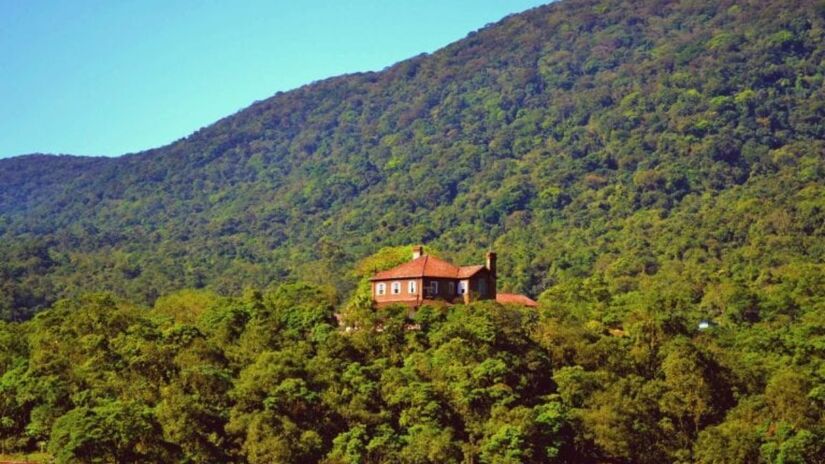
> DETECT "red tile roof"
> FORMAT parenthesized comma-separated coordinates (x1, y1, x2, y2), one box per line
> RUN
(370, 255, 456, 280)
(496, 293, 538, 307)
(457, 265, 485, 278)
(370, 255, 487, 281)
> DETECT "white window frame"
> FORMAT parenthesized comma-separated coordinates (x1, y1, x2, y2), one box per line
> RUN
(448, 282, 455, 294)
(458, 281, 467, 295)
(391, 281, 401, 294)
(408, 280, 417, 294)
(430, 281, 439, 295)
(377, 283, 386, 295)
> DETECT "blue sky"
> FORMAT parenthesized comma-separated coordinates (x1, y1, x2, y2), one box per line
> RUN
(0, 1, 547, 158)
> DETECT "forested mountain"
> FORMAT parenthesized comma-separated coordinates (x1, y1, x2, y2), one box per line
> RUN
(1, 0, 824, 462)
(1, 0, 823, 319)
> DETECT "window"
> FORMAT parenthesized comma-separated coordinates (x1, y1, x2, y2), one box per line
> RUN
(479, 279, 487, 295)
(448, 282, 455, 294)
(408, 280, 417, 294)
(377, 283, 386, 295)
(392, 281, 401, 294)
(458, 281, 467, 295)
(430, 281, 439, 295)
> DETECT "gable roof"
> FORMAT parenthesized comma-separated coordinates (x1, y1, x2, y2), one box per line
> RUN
(457, 265, 485, 278)
(370, 255, 486, 281)
(496, 293, 538, 307)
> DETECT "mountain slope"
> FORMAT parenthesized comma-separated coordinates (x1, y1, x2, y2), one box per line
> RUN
(1, 0, 824, 319)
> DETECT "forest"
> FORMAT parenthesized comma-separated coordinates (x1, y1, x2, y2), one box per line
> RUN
(0, 0, 824, 461)
(0, 0, 823, 320)
(0, 243, 822, 463)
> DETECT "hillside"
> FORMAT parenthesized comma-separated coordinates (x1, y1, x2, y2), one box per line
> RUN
(1, 0, 824, 321)
(2, 0, 825, 462)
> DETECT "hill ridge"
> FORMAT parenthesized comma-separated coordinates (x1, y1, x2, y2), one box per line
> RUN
(0, 0, 823, 318)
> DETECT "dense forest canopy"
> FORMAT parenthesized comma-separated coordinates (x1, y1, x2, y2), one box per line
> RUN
(0, 0, 822, 319)
(0, 0, 824, 461)
(0, 266, 822, 463)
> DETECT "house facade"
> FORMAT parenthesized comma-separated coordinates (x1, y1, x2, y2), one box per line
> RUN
(369, 246, 536, 308)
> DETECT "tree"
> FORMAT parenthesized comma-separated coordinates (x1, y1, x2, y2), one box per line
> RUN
(48, 400, 173, 464)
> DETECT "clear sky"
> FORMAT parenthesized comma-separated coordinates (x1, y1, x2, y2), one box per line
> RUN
(0, 0, 547, 158)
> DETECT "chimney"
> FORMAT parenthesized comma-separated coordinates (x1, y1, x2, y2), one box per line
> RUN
(412, 245, 424, 260)
(486, 251, 497, 276)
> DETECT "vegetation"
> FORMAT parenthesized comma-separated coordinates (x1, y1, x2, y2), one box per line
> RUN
(1, 0, 823, 320)
(0, 0, 824, 461)
(0, 269, 822, 463)
(0, 453, 50, 463)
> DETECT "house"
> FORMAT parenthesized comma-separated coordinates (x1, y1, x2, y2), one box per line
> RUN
(369, 245, 537, 308)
